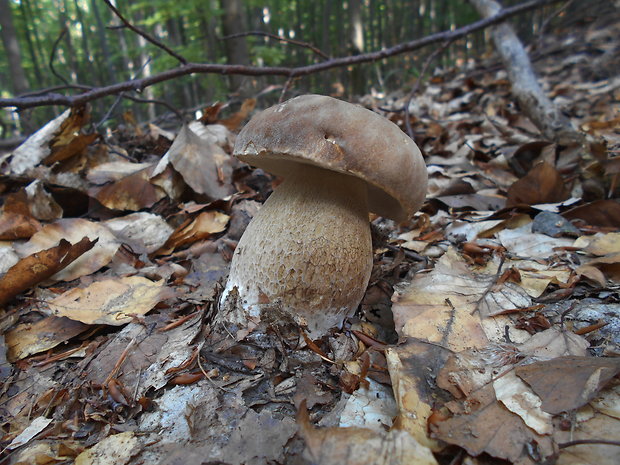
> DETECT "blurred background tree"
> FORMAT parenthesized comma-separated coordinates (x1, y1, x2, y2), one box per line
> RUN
(0, 0, 613, 137)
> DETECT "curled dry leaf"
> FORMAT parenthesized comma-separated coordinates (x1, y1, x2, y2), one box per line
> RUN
(16, 219, 120, 282)
(157, 210, 229, 255)
(5, 315, 89, 362)
(8, 110, 70, 175)
(47, 277, 171, 326)
(164, 124, 236, 201)
(104, 212, 174, 254)
(0, 237, 96, 306)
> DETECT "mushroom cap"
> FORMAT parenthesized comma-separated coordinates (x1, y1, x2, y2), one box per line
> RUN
(233, 94, 427, 221)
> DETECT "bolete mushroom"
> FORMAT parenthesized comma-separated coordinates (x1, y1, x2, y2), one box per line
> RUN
(221, 94, 427, 337)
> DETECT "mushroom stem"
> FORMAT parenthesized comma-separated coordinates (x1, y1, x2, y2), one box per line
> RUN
(222, 164, 373, 336)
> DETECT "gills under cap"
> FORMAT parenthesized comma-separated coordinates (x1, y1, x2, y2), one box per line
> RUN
(233, 94, 427, 221)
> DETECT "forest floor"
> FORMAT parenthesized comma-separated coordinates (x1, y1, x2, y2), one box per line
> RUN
(1, 11, 619, 465)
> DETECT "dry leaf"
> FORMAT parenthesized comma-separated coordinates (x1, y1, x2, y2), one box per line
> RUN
(297, 401, 438, 465)
(16, 219, 120, 282)
(8, 110, 70, 175)
(507, 161, 569, 206)
(563, 200, 620, 228)
(74, 432, 139, 465)
(5, 316, 89, 362)
(515, 356, 620, 414)
(0, 212, 41, 240)
(164, 124, 236, 201)
(104, 212, 174, 254)
(89, 164, 167, 211)
(47, 277, 170, 326)
(157, 210, 229, 254)
(434, 381, 555, 465)
(555, 385, 620, 465)
(7, 416, 53, 450)
(493, 370, 553, 435)
(0, 237, 95, 306)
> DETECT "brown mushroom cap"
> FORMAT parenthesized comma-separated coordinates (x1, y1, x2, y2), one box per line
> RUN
(233, 94, 427, 221)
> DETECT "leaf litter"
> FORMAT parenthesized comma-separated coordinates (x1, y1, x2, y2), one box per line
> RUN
(1, 13, 620, 465)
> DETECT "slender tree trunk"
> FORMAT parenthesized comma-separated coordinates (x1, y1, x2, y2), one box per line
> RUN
(23, 0, 47, 88)
(73, 0, 94, 84)
(18, 1, 44, 88)
(0, 0, 30, 96)
(349, 0, 365, 97)
(220, 0, 252, 93)
(57, 0, 79, 82)
(91, 0, 116, 85)
(469, 0, 581, 144)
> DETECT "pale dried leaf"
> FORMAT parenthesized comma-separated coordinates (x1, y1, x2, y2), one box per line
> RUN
(16, 219, 120, 282)
(74, 432, 139, 465)
(47, 277, 170, 325)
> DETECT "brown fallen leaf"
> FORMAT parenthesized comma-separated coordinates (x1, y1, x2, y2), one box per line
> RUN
(555, 385, 620, 465)
(434, 381, 555, 465)
(515, 356, 620, 414)
(43, 132, 99, 166)
(297, 400, 438, 465)
(5, 315, 89, 362)
(156, 210, 230, 255)
(88, 164, 168, 211)
(0, 237, 96, 306)
(218, 98, 256, 131)
(506, 161, 570, 206)
(47, 277, 171, 326)
(563, 199, 620, 228)
(0, 212, 41, 240)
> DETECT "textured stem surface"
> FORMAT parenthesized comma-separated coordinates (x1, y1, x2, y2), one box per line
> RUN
(222, 164, 372, 336)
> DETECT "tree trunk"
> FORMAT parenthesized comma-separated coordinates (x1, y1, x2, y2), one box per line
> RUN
(349, 0, 365, 97)
(0, 0, 30, 96)
(18, 1, 44, 88)
(469, 0, 581, 144)
(220, 0, 252, 94)
(91, 0, 116, 86)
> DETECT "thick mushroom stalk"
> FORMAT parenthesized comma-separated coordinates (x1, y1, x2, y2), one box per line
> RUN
(222, 164, 372, 336)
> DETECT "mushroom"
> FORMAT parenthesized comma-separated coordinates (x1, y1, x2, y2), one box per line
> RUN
(221, 95, 427, 337)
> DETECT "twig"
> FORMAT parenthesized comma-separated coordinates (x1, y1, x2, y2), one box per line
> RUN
(103, 0, 187, 65)
(559, 439, 620, 448)
(471, 255, 506, 315)
(221, 31, 330, 60)
(2, 0, 564, 110)
(279, 76, 295, 103)
(50, 27, 70, 85)
(103, 338, 136, 386)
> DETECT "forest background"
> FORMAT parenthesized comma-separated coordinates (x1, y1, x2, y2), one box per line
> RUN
(0, 0, 608, 139)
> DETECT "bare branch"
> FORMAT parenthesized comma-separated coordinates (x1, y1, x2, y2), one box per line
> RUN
(1, 0, 563, 111)
(221, 31, 330, 60)
(103, 0, 188, 65)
